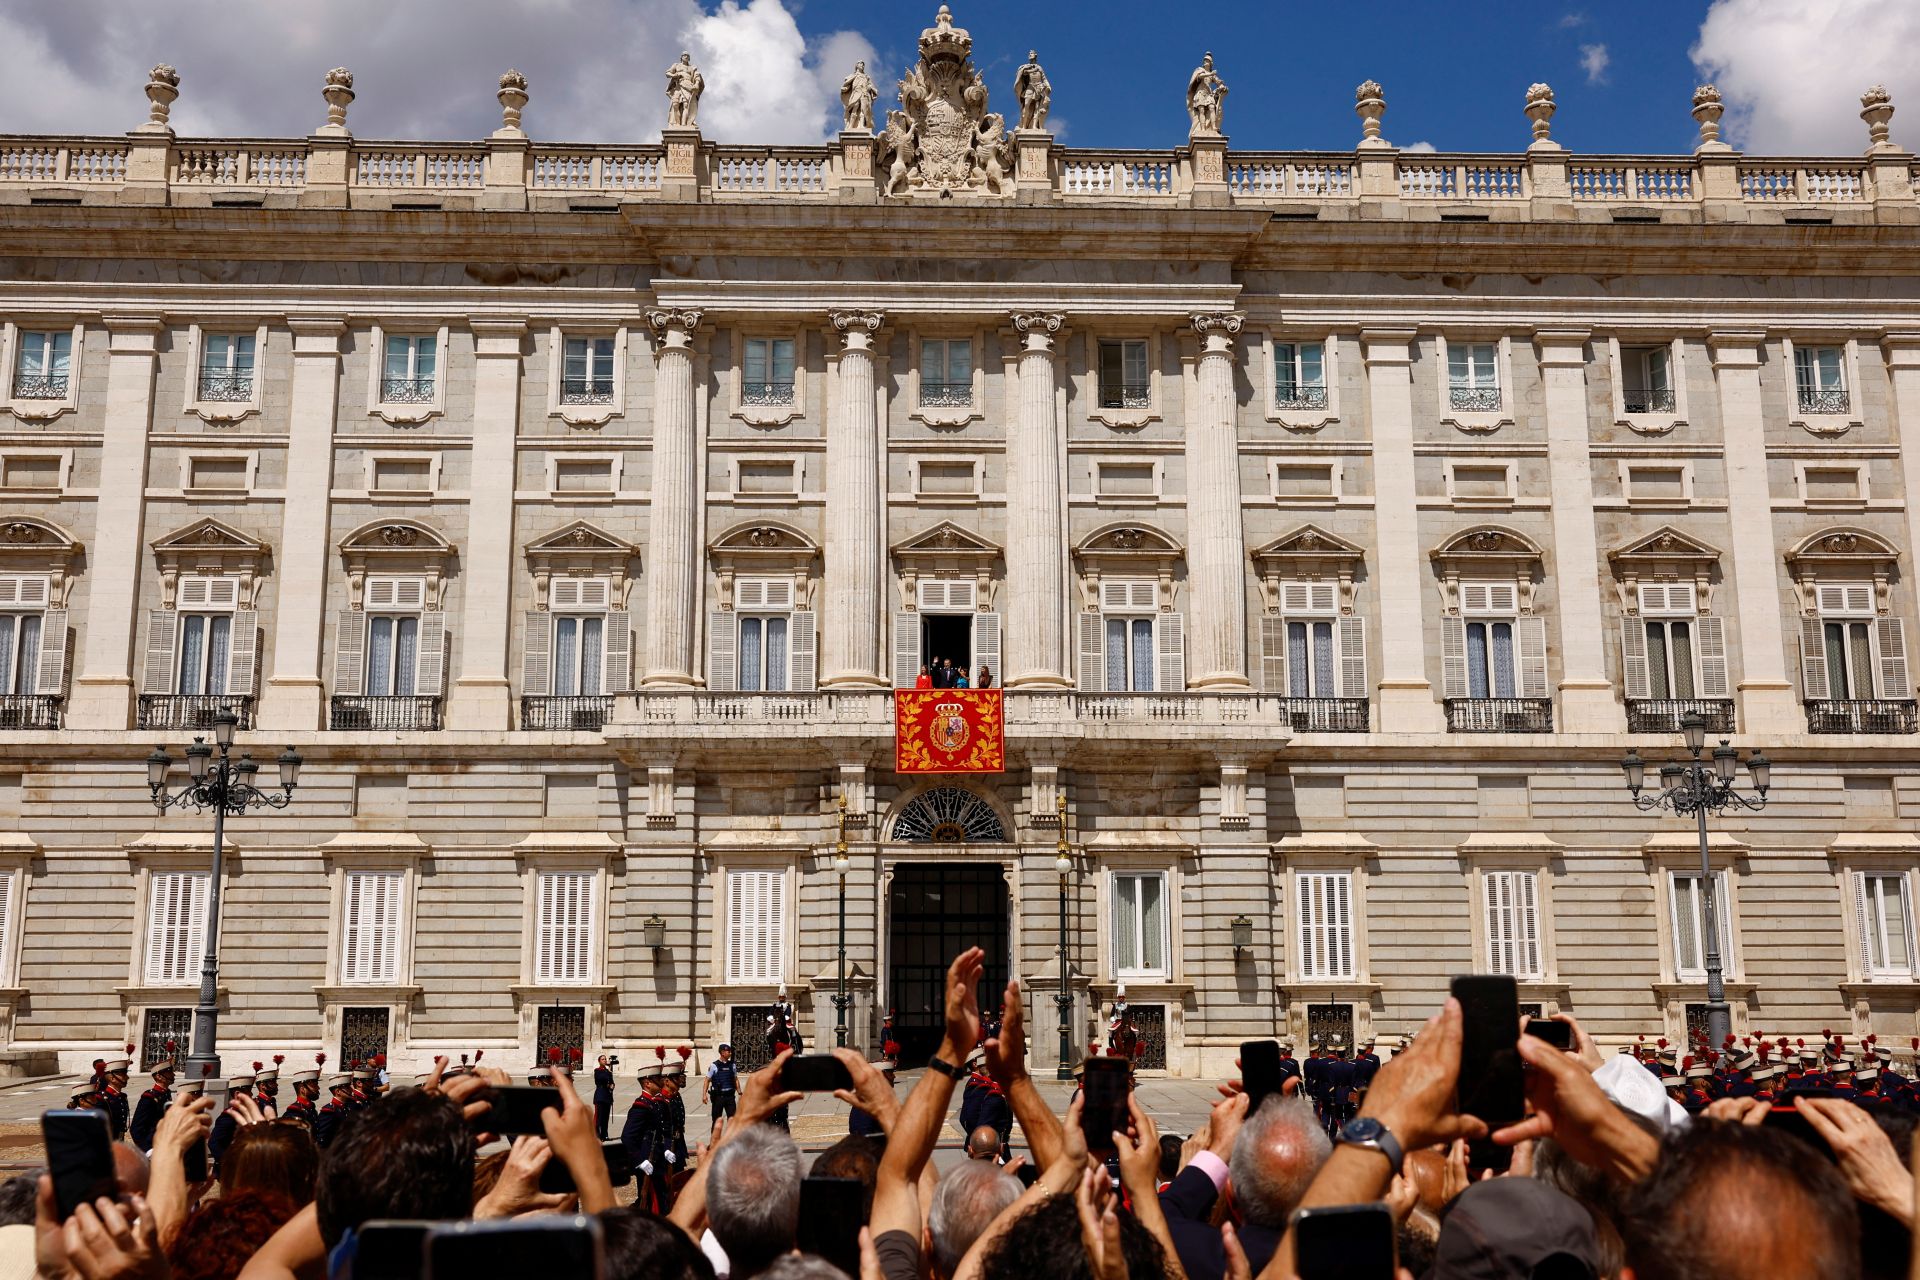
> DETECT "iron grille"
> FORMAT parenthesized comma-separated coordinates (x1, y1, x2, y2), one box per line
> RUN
(1796, 389, 1851, 416)
(140, 1008, 194, 1072)
(888, 863, 1009, 1063)
(728, 1005, 778, 1073)
(138, 694, 254, 732)
(891, 787, 1007, 843)
(1282, 698, 1369, 733)
(1118, 1003, 1168, 1070)
(341, 1006, 390, 1069)
(1444, 698, 1553, 734)
(1098, 381, 1150, 409)
(380, 376, 436, 403)
(330, 695, 442, 731)
(197, 369, 255, 402)
(1306, 1003, 1355, 1053)
(1623, 387, 1676, 414)
(1804, 699, 1919, 735)
(742, 380, 795, 405)
(559, 377, 615, 404)
(1275, 386, 1330, 411)
(1448, 386, 1503, 412)
(1684, 1004, 1712, 1046)
(521, 696, 614, 731)
(10, 374, 67, 400)
(536, 1006, 586, 1070)
(0, 694, 60, 730)
(919, 381, 973, 407)
(1626, 699, 1735, 734)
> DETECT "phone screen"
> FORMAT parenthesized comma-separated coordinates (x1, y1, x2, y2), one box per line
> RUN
(425, 1216, 601, 1278)
(1080, 1058, 1131, 1153)
(1524, 1019, 1573, 1052)
(1451, 974, 1524, 1126)
(779, 1054, 854, 1093)
(478, 1086, 558, 1136)
(1293, 1203, 1396, 1280)
(1240, 1039, 1282, 1114)
(42, 1110, 116, 1220)
(341, 1220, 433, 1280)
(796, 1176, 865, 1276)
(181, 1136, 208, 1184)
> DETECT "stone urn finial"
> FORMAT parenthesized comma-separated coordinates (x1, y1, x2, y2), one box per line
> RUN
(497, 69, 529, 134)
(321, 67, 355, 133)
(1861, 84, 1895, 152)
(143, 64, 179, 132)
(1355, 79, 1387, 147)
(1692, 84, 1725, 151)
(1525, 81, 1557, 147)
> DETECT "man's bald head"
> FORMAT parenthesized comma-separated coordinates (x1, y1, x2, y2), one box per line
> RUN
(1228, 1096, 1331, 1230)
(965, 1125, 1002, 1159)
(111, 1142, 149, 1196)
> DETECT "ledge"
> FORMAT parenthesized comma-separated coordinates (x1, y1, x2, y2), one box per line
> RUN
(1457, 832, 1563, 856)
(115, 985, 226, 1008)
(1084, 832, 1197, 855)
(1648, 982, 1757, 1001)
(312, 984, 423, 1004)
(1839, 982, 1920, 1001)
(318, 832, 429, 865)
(1641, 831, 1747, 862)
(0, 833, 40, 860)
(1277, 982, 1383, 1001)
(1827, 832, 1920, 858)
(508, 984, 616, 1002)
(1272, 832, 1377, 858)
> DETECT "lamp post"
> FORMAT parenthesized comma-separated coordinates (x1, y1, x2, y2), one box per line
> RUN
(146, 709, 302, 1078)
(1620, 711, 1770, 1053)
(1053, 792, 1074, 1081)
(832, 793, 851, 1049)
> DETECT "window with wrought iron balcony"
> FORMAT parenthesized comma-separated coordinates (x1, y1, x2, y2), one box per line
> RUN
(1097, 337, 1150, 410)
(1622, 588, 1734, 734)
(197, 333, 256, 402)
(329, 584, 445, 730)
(1273, 341, 1329, 411)
(521, 589, 624, 731)
(380, 334, 437, 404)
(0, 594, 61, 731)
(1620, 344, 1676, 415)
(1273, 589, 1367, 732)
(1802, 594, 1916, 734)
(1447, 340, 1502, 413)
(137, 581, 257, 731)
(919, 337, 972, 406)
(1442, 591, 1551, 732)
(12, 330, 71, 400)
(742, 336, 796, 406)
(561, 335, 615, 404)
(1794, 343, 1849, 416)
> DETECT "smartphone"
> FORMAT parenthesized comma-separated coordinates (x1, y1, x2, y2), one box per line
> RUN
(477, 1086, 558, 1136)
(1451, 974, 1524, 1126)
(42, 1110, 116, 1220)
(1524, 1019, 1573, 1052)
(425, 1216, 602, 1278)
(1240, 1039, 1283, 1114)
(337, 1220, 432, 1280)
(779, 1054, 854, 1093)
(1293, 1202, 1396, 1280)
(1080, 1057, 1131, 1153)
(181, 1136, 208, 1184)
(796, 1176, 865, 1276)
(537, 1140, 635, 1194)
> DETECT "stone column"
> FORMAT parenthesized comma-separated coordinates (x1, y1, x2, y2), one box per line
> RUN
(643, 309, 703, 687)
(1536, 330, 1623, 732)
(259, 318, 345, 729)
(69, 318, 162, 728)
(1361, 329, 1442, 732)
(1184, 313, 1250, 689)
(822, 311, 886, 687)
(1708, 332, 1800, 733)
(1004, 312, 1069, 688)
(446, 319, 526, 730)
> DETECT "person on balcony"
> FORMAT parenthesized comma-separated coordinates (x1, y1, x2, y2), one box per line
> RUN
(915, 665, 932, 689)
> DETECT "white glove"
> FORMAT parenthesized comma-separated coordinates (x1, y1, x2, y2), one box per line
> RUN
(663, 1150, 678, 1164)
(640, 1160, 654, 1175)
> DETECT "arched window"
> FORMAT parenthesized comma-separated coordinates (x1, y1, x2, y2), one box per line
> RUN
(892, 787, 1006, 843)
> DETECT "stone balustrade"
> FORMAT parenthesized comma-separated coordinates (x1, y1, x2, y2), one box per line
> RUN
(607, 689, 1298, 738)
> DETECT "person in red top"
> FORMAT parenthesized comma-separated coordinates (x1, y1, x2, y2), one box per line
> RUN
(915, 664, 932, 688)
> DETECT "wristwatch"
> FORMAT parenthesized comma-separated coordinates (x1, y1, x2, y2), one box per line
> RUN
(927, 1055, 966, 1080)
(1336, 1117, 1405, 1174)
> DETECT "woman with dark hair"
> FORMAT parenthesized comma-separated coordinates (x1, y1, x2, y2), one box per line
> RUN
(976, 665, 993, 689)
(168, 1190, 297, 1280)
(218, 1120, 319, 1209)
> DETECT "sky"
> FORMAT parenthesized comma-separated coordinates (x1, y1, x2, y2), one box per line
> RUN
(0, 0, 1913, 156)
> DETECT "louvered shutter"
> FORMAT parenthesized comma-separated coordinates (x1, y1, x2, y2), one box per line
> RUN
(1297, 873, 1321, 977)
(34, 608, 66, 696)
(1518, 872, 1541, 978)
(1516, 616, 1549, 699)
(333, 611, 368, 697)
(1856, 874, 1881, 974)
(1488, 871, 1542, 979)
(708, 610, 736, 691)
(894, 612, 923, 689)
(1155, 612, 1185, 692)
(1620, 619, 1650, 700)
(414, 612, 447, 697)
(145, 875, 175, 982)
(1337, 616, 1367, 699)
(1078, 613, 1106, 692)
(147, 873, 209, 985)
(1441, 617, 1470, 698)
(343, 872, 402, 984)
(789, 611, 817, 691)
(726, 870, 784, 983)
(603, 610, 633, 692)
(0, 875, 12, 971)
(1876, 618, 1910, 699)
(522, 612, 552, 697)
(1486, 872, 1514, 975)
(1298, 872, 1354, 980)
(536, 872, 594, 983)
(142, 610, 179, 695)
(185, 876, 210, 983)
(343, 873, 366, 981)
(1695, 616, 1730, 698)
(1799, 618, 1830, 701)
(225, 610, 259, 696)
(973, 612, 1001, 684)
(1261, 615, 1287, 694)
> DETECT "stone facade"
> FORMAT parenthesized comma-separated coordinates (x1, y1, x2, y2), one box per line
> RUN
(1, 16, 1919, 1077)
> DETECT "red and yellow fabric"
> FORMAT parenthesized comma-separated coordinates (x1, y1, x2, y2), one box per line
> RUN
(894, 689, 1005, 773)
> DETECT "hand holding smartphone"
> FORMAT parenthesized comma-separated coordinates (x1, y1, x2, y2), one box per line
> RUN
(1239, 1039, 1283, 1114)
(43, 1110, 116, 1220)
(778, 1054, 854, 1093)
(1450, 974, 1524, 1127)
(1523, 1018, 1573, 1052)
(476, 1086, 559, 1136)
(1293, 1202, 1396, 1279)
(1079, 1057, 1131, 1154)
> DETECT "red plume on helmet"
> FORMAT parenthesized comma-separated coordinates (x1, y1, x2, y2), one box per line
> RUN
(1681, 1055, 1693, 1069)
(678, 1045, 693, 1061)
(253, 1061, 263, 1072)
(92, 1059, 104, 1069)
(547, 1047, 561, 1063)
(373, 1054, 385, 1068)
(126, 1042, 135, 1055)
(474, 1050, 485, 1063)
(1822, 1028, 1832, 1038)
(316, 1052, 327, 1066)
(274, 1054, 285, 1066)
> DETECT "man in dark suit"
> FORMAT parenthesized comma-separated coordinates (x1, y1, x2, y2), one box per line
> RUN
(1159, 1092, 1329, 1280)
(593, 1054, 617, 1139)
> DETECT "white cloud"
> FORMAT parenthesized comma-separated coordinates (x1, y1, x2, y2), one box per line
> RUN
(1559, 11, 1589, 27)
(1692, 0, 1920, 152)
(1580, 43, 1611, 85)
(1402, 140, 1437, 153)
(0, 0, 870, 144)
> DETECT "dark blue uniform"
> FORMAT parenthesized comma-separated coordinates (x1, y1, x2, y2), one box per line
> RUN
(101, 1087, 129, 1141)
(313, 1099, 347, 1149)
(592, 1067, 616, 1140)
(128, 1085, 169, 1152)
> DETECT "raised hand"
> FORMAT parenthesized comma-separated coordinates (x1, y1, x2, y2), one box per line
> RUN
(943, 946, 986, 1055)
(982, 979, 1028, 1084)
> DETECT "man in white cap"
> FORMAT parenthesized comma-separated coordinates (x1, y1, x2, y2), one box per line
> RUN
(313, 1072, 353, 1149)
(129, 1056, 176, 1153)
(209, 1066, 255, 1169)
(284, 1058, 322, 1129)
(100, 1051, 133, 1140)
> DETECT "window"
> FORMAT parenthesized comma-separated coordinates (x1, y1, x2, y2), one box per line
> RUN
(920, 339, 973, 406)
(364, 576, 428, 698)
(1461, 583, 1520, 698)
(12, 330, 71, 399)
(1856, 873, 1915, 979)
(1622, 346, 1673, 414)
(915, 460, 976, 496)
(553, 459, 613, 493)
(725, 869, 785, 983)
(1098, 340, 1149, 409)
(1448, 341, 1501, 411)
(0, 575, 48, 697)
(175, 576, 241, 696)
(548, 577, 614, 698)
(372, 458, 432, 492)
(145, 872, 210, 985)
(1802, 583, 1905, 702)
(1484, 870, 1543, 979)
(737, 460, 796, 495)
(534, 871, 594, 984)
(1096, 462, 1156, 497)
(2, 456, 59, 489)
(1670, 870, 1734, 982)
(1093, 579, 1176, 693)
(381, 335, 436, 403)
(561, 336, 615, 404)
(1622, 583, 1729, 704)
(742, 338, 796, 404)
(1113, 872, 1168, 977)
(199, 334, 256, 401)
(187, 457, 248, 490)
(1273, 341, 1327, 409)
(1794, 344, 1848, 414)
(1259, 581, 1367, 707)
(738, 615, 790, 692)
(341, 871, 402, 984)
(1296, 871, 1355, 980)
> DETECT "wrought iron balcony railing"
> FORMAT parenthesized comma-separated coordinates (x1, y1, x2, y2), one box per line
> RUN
(559, 377, 614, 404)
(742, 379, 795, 405)
(1796, 388, 1851, 415)
(1804, 699, 1919, 735)
(1280, 697, 1369, 732)
(521, 695, 615, 731)
(330, 695, 442, 731)
(0, 694, 60, 730)
(379, 376, 436, 404)
(11, 373, 67, 400)
(1444, 697, 1553, 733)
(1098, 381, 1151, 409)
(1448, 385, 1503, 412)
(918, 380, 973, 407)
(1626, 698, 1735, 734)
(1622, 386, 1677, 414)
(196, 368, 254, 401)
(138, 694, 255, 732)
(1274, 385, 1330, 411)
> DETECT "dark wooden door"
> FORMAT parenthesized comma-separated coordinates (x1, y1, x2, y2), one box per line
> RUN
(888, 862, 1008, 1065)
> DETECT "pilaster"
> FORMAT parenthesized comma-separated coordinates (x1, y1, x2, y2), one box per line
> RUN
(660, 127, 701, 202)
(1881, 335, 1920, 665)
(836, 131, 877, 202)
(1187, 135, 1230, 208)
(1360, 329, 1442, 731)
(1014, 130, 1054, 205)
(1184, 313, 1250, 688)
(822, 310, 886, 688)
(446, 320, 526, 730)
(642, 310, 704, 686)
(1004, 312, 1071, 688)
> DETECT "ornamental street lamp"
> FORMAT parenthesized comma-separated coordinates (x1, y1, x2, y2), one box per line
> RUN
(147, 709, 301, 1078)
(1054, 792, 1074, 1081)
(832, 793, 852, 1049)
(1620, 711, 1770, 1054)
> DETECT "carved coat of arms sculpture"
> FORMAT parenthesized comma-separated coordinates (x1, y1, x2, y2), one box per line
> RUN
(881, 6, 1013, 197)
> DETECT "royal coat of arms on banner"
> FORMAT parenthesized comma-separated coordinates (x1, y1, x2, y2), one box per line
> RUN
(894, 689, 1005, 773)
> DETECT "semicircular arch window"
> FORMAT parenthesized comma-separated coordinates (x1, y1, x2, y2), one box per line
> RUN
(892, 786, 1007, 843)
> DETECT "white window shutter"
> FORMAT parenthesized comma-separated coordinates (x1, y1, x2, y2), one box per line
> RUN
(34, 608, 67, 696)
(918, 580, 950, 611)
(1297, 874, 1321, 977)
(1516, 616, 1549, 699)
(1260, 615, 1287, 694)
(142, 610, 179, 695)
(762, 580, 794, 610)
(1845, 585, 1874, 614)
(577, 579, 611, 609)
(1815, 584, 1848, 614)
(1877, 618, 1910, 699)
(332, 611, 368, 697)
(726, 873, 745, 981)
(1155, 612, 1185, 692)
(522, 612, 552, 697)
(1461, 583, 1489, 615)
(0, 875, 12, 974)
(1100, 581, 1131, 611)
(1799, 618, 1830, 701)
(185, 875, 209, 983)
(1078, 613, 1106, 692)
(226, 610, 259, 696)
(1620, 619, 1651, 700)
(708, 610, 736, 692)
(1309, 582, 1337, 613)
(726, 870, 784, 983)
(1337, 616, 1367, 699)
(947, 580, 978, 611)
(177, 577, 209, 610)
(1486, 873, 1513, 974)
(372, 873, 401, 983)
(1441, 616, 1470, 698)
(894, 612, 922, 689)
(1856, 873, 1880, 974)
(1280, 581, 1314, 614)
(736, 580, 767, 611)
(973, 612, 1001, 683)
(1331, 874, 1353, 978)
(1488, 583, 1518, 615)
(603, 610, 633, 692)
(789, 611, 817, 691)
(550, 579, 581, 611)
(1695, 616, 1730, 698)
(414, 612, 447, 697)
(145, 875, 174, 982)
(1517, 872, 1541, 978)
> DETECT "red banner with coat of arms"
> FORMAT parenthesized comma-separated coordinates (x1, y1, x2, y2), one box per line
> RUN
(894, 689, 1005, 773)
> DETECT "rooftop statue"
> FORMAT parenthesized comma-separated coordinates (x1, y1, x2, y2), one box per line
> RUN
(1187, 52, 1228, 138)
(841, 60, 879, 133)
(1015, 50, 1051, 132)
(665, 52, 704, 129)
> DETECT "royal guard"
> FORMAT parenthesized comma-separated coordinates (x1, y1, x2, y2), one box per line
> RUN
(89, 1058, 107, 1095)
(1353, 1039, 1380, 1097)
(209, 1065, 255, 1168)
(99, 1046, 133, 1141)
(284, 1055, 322, 1128)
(766, 1013, 798, 1131)
(69, 1080, 105, 1114)
(1681, 1058, 1713, 1112)
(254, 1059, 281, 1112)
(129, 1045, 177, 1153)
(313, 1072, 354, 1148)
(1276, 1038, 1302, 1093)
(666, 1047, 692, 1166)
(625, 1062, 672, 1213)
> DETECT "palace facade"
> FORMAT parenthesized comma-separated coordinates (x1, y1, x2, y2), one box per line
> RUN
(1, 13, 1919, 1077)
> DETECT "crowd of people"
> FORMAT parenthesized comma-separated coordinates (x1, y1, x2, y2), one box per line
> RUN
(7, 947, 1915, 1278)
(913, 662, 993, 689)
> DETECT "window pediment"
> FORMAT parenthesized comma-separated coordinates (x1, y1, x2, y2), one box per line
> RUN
(1608, 526, 1721, 615)
(1253, 525, 1364, 615)
(525, 521, 638, 610)
(1075, 524, 1181, 612)
(0, 517, 80, 605)
(891, 521, 1001, 611)
(150, 519, 267, 608)
(1430, 526, 1542, 615)
(1785, 527, 1899, 616)
(338, 520, 452, 610)
(710, 522, 817, 611)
